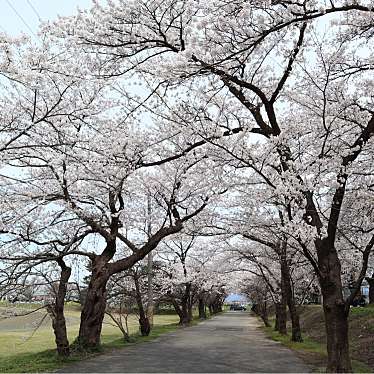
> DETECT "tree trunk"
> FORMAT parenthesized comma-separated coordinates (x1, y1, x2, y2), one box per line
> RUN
(317, 238, 352, 372)
(139, 314, 151, 336)
(261, 314, 270, 327)
(208, 304, 213, 316)
(147, 252, 154, 327)
(170, 295, 190, 325)
(176, 299, 190, 325)
(274, 306, 279, 331)
(287, 296, 303, 342)
(366, 276, 374, 304)
(260, 303, 270, 327)
(146, 199, 154, 327)
(198, 297, 207, 319)
(187, 301, 193, 322)
(212, 303, 219, 314)
(252, 303, 270, 327)
(77, 262, 110, 349)
(134, 275, 150, 336)
(323, 298, 351, 372)
(47, 259, 71, 357)
(121, 328, 131, 342)
(278, 268, 288, 336)
(176, 283, 192, 325)
(211, 296, 223, 314)
(274, 301, 287, 335)
(280, 242, 302, 342)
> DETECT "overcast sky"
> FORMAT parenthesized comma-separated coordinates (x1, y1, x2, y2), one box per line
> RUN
(1, 0, 93, 38)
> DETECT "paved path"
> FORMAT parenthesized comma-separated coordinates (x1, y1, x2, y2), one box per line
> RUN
(59, 312, 310, 373)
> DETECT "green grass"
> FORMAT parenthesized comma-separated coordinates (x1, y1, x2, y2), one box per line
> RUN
(0, 302, 217, 373)
(264, 326, 326, 355)
(262, 323, 372, 373)
(349, 304, 374, 318)
(0, 320, 199, 373)
(0, 303, 184, 373)
(0, 349, 79, 373)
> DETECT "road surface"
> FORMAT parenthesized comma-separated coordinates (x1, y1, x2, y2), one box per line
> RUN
(59, 312, 310, 373)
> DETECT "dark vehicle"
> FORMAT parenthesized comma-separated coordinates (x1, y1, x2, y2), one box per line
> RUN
(351, 295, 367, 307)
(230, 304, 247, 311)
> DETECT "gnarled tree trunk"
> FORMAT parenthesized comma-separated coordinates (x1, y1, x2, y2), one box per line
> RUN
(47, 259, 71, 357)
(134, 274, 150, 336)
(77, 260, 110, 349)
(280, 242, 302, 342)
(177, 283, 193, 325)
(274, 300, 287, 335)
(317, 238, 352, 373)
(172, 298, 191, 325)
(169, 288, 192, 325)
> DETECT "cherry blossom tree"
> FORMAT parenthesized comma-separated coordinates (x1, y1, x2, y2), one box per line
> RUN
(47, 1, 374, 370)
(155, 233, 227, 324)
(1, 1, 373, 370)
(0, 33, 227, 351)
(50, 1, 374, 369)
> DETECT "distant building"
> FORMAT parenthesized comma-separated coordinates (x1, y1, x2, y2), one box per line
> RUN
(342, 278, 369, 304)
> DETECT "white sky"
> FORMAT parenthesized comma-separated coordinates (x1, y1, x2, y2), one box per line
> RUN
(0, 0, 93, 38)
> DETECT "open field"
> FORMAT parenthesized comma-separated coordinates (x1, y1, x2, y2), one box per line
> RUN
(0, 302, 180, 373)
(261, 304, 374, 373)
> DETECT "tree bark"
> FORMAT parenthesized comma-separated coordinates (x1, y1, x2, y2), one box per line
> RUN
(188, 302, 193, 322)
(146, 198, 154, 327)
(210, 294, 223, 314)
(47, 259, 71, 357)
(77, 259, 110, 349)
(178, 283, 192, 325)
(274, 301, 287, 335)
(260, 303, 270, 327)
(139, 313, 151, 336)
(261, 313, 271, 327)
(198, 297, 207, 319)
(170, 294, 191, 325)
(287, 295, 303, 342)
(134, 274, 150, 336)
(280, 242, 302, 342)
(147, 252, 154, 327)
(208, 304, 213, 315)
(274, 305, 279, 331)
(317, 238, 352, 373)
(252, 303, 270, 327)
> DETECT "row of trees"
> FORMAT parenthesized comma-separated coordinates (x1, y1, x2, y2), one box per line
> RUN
(0, 0, 373, 371)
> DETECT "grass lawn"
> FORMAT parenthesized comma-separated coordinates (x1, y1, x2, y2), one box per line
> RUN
(0, 303, 180, 373)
